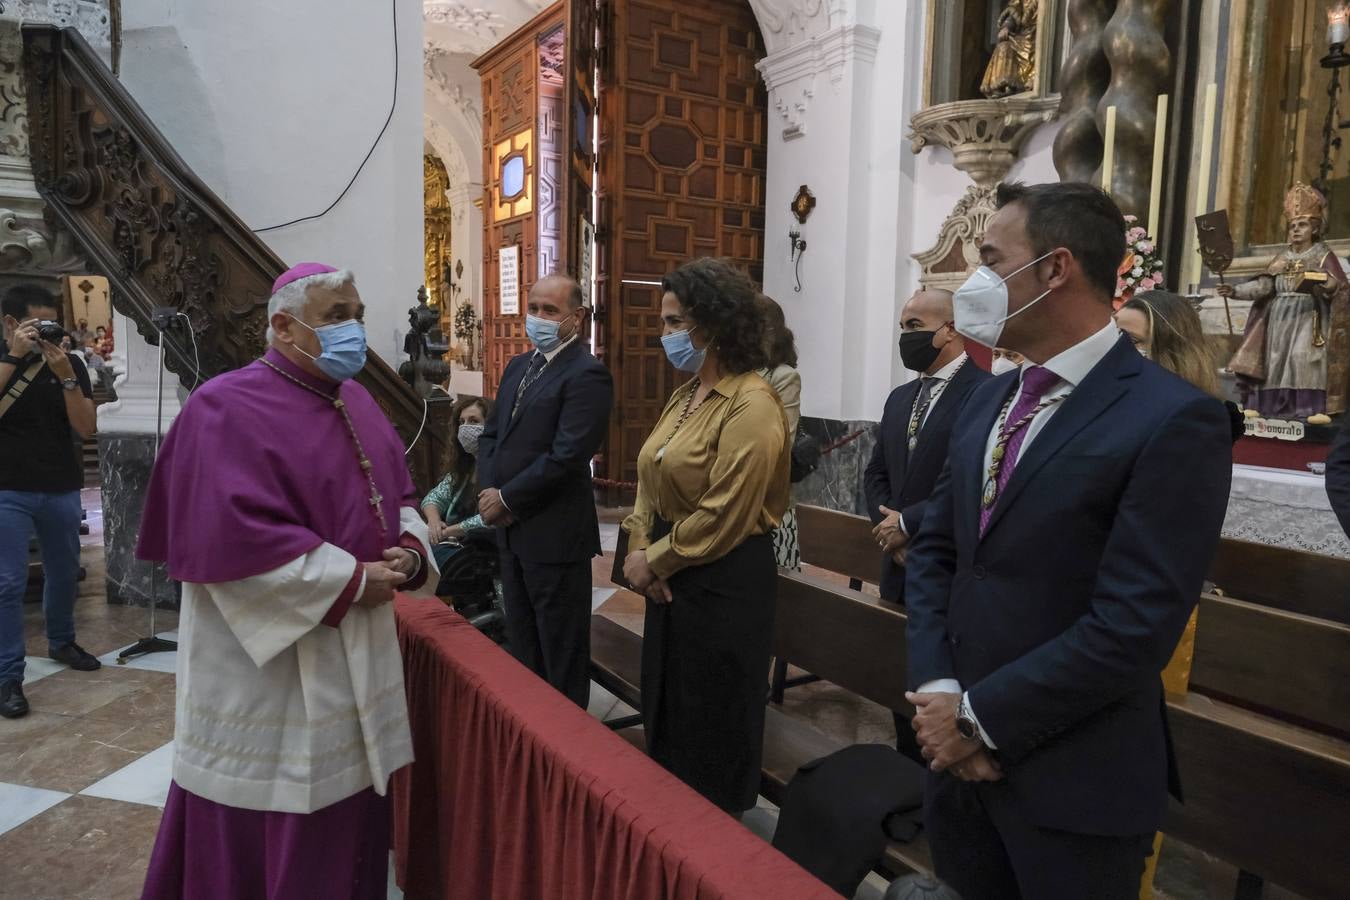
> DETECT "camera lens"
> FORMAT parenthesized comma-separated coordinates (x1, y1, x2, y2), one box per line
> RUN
(36, 321, 67, 344)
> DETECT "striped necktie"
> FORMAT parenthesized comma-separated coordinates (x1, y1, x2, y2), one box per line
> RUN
(512, 353, 546, 418)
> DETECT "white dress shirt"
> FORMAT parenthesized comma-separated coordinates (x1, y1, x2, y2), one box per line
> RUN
(917, 321, 1122, 748)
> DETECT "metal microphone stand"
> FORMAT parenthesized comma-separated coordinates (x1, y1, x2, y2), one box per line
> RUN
(117, 308, 180, 663)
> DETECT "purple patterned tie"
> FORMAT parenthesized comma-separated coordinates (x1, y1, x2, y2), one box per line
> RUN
(979, 365, 1060, 536)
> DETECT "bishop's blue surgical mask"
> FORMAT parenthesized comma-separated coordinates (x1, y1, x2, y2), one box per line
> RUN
(952, 250, 1056, 348)
(661, 327, 706, 373)
(288, 315, 367, 381)
(525, 313, 576, 354)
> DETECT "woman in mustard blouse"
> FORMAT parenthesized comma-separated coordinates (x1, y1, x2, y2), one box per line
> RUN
(622, 258, 791, 814)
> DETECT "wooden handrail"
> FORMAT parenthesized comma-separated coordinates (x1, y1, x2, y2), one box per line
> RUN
(21, 25, 447, 490)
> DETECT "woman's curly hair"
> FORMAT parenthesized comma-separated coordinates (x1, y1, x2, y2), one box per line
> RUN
(661, 258, 767, 375)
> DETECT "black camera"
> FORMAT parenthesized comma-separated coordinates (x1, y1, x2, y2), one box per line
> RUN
(35, 320, 67, 344)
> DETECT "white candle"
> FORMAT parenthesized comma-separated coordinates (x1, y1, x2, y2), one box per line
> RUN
(1148, 94, 1168, 239)
(1102, 106, 1118, 195)
(1330, 7, 1350, 47)
(1192, 84, 1217, 288)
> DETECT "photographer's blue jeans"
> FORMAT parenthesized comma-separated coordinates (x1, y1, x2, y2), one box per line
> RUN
(0, 490, 82, 684)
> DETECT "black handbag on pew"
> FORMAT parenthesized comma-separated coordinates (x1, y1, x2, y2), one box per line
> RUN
(790, 426, 821, 483)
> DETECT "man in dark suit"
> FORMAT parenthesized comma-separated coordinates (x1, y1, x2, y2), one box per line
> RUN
(903, 182, 1233, 900)
(864, 288, 989, 605)
(478, 274, 613, 708)
(1327, 420, 1350, 536)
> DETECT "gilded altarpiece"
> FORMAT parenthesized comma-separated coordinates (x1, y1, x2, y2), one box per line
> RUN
(423, 153, 453, 337)
(1222, 0, 1350, 272)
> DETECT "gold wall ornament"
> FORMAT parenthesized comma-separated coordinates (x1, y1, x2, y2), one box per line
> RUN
(790, 184, 816, 224)
(981, 0, 1040, 99)
(423, 153, 453, 320)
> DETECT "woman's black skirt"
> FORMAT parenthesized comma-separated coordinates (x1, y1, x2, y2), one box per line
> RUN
(640, 519, 776, 813)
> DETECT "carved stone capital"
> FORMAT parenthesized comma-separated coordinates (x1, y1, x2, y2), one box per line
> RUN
(0, 206, 85, 272)
(756, 23, 880, 140)
(748, 0, 852, 55)
(912, 184, 1000, 291)
(910, 96, 1060, 187)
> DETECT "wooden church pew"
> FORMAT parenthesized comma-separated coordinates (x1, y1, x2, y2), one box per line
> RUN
(1190, 592, 1350, 738)
(1207, 538, 1350, 626)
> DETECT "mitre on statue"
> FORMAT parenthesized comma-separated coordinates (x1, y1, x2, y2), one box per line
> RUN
(1284, 181, 1327, 223)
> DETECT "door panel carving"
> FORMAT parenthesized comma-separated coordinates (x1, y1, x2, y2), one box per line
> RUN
(596, 0, 766, 484)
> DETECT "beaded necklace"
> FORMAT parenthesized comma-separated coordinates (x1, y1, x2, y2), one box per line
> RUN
(655, 378, 703, 462)
(907, 356, 969, 451)
(980, 392, 1064, 509)
(261, 358, 387, 541)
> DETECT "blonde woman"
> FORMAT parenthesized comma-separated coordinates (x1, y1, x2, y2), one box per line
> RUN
(1116, 290, 1244, 443)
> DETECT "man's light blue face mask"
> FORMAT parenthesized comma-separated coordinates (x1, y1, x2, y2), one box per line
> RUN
(288, 314, 368, 382)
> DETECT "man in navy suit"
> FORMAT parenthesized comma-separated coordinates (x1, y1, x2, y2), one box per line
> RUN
(865, 288, 990, 605)
(864, 288, 989, 764)
(903, 182, 1233, 899)
(478, 274, 613, 708)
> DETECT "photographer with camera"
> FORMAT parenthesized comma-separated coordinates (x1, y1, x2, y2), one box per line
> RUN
(1, 284, 99, 720)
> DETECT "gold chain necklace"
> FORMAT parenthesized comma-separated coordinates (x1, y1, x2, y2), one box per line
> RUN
(655, 378, 703, 462)
(260, 359, 387, 538)
(907, 356, 969, 451)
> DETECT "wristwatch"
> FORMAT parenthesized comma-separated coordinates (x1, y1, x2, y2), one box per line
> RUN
(956, 695, 982, 743)
(2, 354, 23, 366)
(60, 377, 79, 392)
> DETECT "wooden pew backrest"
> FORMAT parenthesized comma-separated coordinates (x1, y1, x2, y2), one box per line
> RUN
(795, 504, 881, 586)
(1190, 593, 1350, 738)
(1164, 693, 1350, 900)
(1208, 538, 1350, 626)
(774, 569, 910, 714)
(772, 571, 1350, 900)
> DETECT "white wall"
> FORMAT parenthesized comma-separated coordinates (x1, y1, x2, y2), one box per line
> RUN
(119, 0, 424, 366)
(761, 0, 1065, 421)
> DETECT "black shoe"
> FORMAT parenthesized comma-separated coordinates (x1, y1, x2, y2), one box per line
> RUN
(50, 642, 101, 671)
(0, 680, 28, 718)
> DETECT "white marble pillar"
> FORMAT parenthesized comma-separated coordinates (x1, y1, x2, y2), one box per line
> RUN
(758, 22, 886, 423)
(97, 311, 183, 608)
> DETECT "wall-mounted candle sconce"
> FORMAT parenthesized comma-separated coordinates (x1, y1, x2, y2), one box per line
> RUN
(789, 185, 815, 292)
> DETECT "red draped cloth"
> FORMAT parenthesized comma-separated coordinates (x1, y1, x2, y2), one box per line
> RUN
(391, 599, 834, 900)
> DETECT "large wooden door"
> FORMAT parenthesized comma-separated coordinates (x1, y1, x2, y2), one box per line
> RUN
(595, 0, 767, 484)
(473, 3, 565, 395)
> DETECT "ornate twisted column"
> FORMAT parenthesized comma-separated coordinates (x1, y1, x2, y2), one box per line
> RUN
(1053, 0, 1115, 183)
(1099, 0, 1172, 218)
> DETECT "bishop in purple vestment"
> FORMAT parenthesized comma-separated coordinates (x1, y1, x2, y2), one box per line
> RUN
(137, 264, 438, 900)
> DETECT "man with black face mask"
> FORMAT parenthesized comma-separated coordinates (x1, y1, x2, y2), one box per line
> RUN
(865, 288, 988, 762)
(865, 289, 988, 604)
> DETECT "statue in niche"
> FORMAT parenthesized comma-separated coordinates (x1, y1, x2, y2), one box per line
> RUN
(1221, 182, 1350, 419)
(980, 0, 1040, 99)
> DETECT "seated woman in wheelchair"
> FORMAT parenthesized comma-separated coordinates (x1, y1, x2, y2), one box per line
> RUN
(422, 396, 495, 581)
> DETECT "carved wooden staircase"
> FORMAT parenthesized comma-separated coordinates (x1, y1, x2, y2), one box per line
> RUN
(21, 24, 446, 491)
